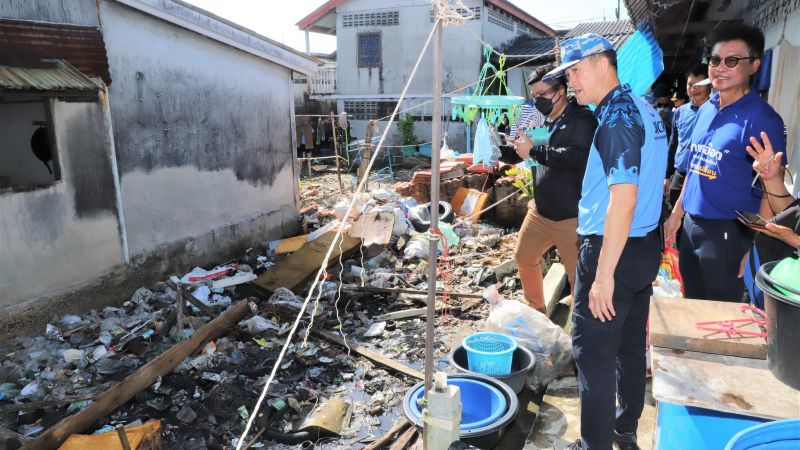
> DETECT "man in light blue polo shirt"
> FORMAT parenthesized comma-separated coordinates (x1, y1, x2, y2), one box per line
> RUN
(664, 24, 786, 301)
(666, 63, 712, 211)
(545, 33, 667, 450)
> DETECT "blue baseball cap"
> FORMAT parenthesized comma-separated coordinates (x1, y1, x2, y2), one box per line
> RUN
(544, 33, 614, 81)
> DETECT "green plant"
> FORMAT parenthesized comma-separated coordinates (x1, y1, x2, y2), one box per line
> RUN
(506, 166, 534, 198)
(397, 113, 418, 146)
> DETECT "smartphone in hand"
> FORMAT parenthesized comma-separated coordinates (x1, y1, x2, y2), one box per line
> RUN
(735, 210, 768, 230)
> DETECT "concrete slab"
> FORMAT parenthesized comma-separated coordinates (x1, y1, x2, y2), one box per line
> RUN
(524, 377, 657, 450)
(542, 263, 568, 316)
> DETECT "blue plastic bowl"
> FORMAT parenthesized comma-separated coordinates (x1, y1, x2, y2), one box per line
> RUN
(725, 419, 800, 449)
(407, 377, 507, 431)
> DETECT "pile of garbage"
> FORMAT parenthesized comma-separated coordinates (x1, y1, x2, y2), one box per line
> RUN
(0, 173, 574, 449)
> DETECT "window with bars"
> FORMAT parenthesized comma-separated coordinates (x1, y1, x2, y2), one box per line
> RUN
(342, 11, 399, 27)
(488, 7, 514, 31)
(357, 33, 382, 67)
(344, 101, 397, 120)
(429, 6, 480, 22)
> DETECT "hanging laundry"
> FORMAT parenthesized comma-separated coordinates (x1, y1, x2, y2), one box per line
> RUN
(295, 116, 314, 150)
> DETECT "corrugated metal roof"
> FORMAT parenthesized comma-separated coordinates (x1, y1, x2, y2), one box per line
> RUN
(0, 18, 111, 86)
(565, 20, 635, 38)
(498, 36, 557, 61)
(0, 59, 98, 93)
(564, 20, 636, 49)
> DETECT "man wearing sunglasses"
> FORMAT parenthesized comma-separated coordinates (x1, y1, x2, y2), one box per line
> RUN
(664, 24, 786, 301)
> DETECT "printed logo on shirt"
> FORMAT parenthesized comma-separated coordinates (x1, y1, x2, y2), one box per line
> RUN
(688, 142, 730, 180)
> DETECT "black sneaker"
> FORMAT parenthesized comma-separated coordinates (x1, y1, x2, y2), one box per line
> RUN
(613, 431, 641, 450)
(553, 439, 584, 450)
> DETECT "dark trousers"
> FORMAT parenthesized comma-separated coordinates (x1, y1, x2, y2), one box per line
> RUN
(572, 229, 661, 450)
(679, 214, 752, 301)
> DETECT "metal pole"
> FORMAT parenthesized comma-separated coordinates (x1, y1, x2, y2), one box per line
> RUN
(330, 112, 344, 191)
(423, 13, 443, 450)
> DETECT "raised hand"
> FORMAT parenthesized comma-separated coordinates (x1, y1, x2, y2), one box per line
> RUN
(746, 131, 784, 181)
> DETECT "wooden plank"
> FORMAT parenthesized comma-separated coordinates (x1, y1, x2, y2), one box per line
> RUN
(21, 300, 251, 450)
(274, 235, 309, 255)
(361, 418, 410, 450)
(0, 393, 98, 414)
(252, 232, 361, 294)
(0, 428, 32, 445)
(650, 347, 800, 420)
(650, 296, 767, 359)
(165, 279, 217, 318)
(354, 286, 484, 299)
(313, 329, 423, 380)
(358, 120, 377, 188)
(375, 298, 483, 321)
(387, 425, 417, 450)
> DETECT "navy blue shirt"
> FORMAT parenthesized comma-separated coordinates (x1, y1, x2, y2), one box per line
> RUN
(682, 90, 786, 220)
(577, 84, 669, 237)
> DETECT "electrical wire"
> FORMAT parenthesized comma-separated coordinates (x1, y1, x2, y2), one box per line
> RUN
(233, 17, 441, 450)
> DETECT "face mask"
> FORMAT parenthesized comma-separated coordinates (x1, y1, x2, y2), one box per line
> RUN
(535, 92, 561, 116)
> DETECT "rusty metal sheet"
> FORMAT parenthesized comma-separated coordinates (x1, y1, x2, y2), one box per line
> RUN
(0, 18, 111, 86)
(0, 59, 98, 92)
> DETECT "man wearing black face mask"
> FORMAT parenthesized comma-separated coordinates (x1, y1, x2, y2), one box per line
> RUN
(505, 64, 598, 314)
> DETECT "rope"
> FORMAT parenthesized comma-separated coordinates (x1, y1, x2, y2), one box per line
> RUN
(369, 51, 552, 124)
(234, 18, 442, 450)
(431, 0, 474, 25)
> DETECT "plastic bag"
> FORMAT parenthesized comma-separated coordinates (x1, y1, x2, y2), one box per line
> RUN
(473, 118, 500, 166)
(484, 287, 573, 392)
(658, 246, 683, 294)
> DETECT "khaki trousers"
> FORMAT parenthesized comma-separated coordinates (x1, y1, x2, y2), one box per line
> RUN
(514, 201, 579, 311)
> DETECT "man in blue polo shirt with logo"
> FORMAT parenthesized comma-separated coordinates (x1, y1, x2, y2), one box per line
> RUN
(545, 33, 667, 450)
(664, 24, 786, 301)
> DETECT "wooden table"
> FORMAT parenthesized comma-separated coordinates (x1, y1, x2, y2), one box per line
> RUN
(649, 296, 800, 449)
(651, 347, 800, 420)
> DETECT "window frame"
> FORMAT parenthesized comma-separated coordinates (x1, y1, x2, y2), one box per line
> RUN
(357, 32, 382, 68)
(0, 96, 62, 194)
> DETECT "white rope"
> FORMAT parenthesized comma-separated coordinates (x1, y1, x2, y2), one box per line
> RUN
(431, 0, 474, 25)
(233, 18, 442, 449)
(371, 51, 553, 124)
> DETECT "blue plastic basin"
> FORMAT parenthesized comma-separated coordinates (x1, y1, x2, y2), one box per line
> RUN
(407, 377, 507, 431)
(726, 419, 800, 449)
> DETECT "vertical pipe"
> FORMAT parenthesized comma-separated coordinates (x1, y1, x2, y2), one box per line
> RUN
(99, 86, 130, 266)
(423, 12, 443, 450)
(330, 112, 344, 191)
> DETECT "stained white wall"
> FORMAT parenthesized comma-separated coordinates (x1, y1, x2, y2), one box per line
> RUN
(0, 99, 124, 308)
(100, 0, 299, 257)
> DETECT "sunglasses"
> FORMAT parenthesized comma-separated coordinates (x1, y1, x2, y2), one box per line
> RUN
(708, 55, 758, 68)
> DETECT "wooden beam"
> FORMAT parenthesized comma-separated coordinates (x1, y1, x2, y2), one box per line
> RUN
(313, 329, 423, 380)
(358, 120, 377, 189)
(0, 393, 99, 414)
(388, 425, 418, 450)
(361, 418, 410, 450)
(165, 279, 217, 317)
(354, 286, 483, 299)
(0, 428, 32, 445)
(252, 232, 361, 294)
(22, 299, 252, 450)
